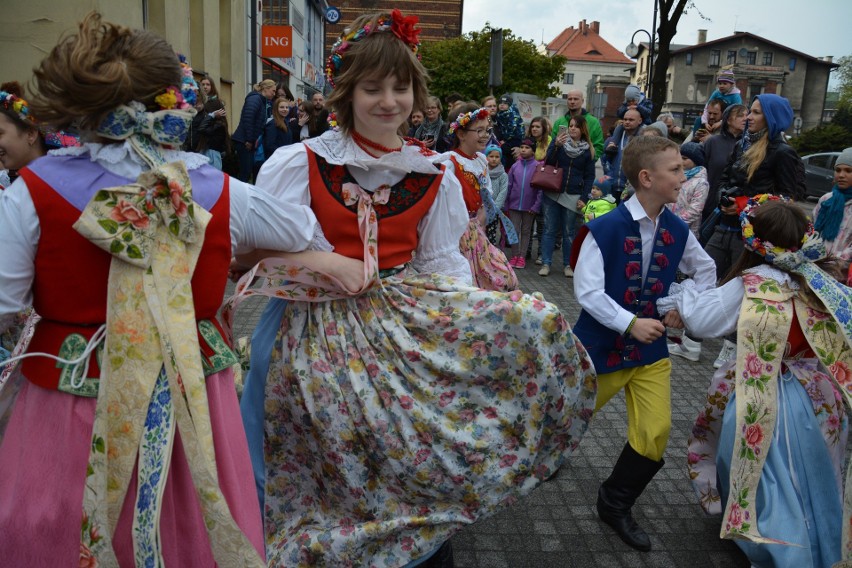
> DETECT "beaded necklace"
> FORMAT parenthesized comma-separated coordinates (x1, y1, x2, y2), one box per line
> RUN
(351, 130, 403, 158)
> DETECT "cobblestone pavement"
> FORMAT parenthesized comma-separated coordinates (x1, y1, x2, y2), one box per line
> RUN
(226, 249, 749, 568)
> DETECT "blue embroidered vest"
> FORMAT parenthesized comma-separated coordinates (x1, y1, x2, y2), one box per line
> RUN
(574, 204, 689, 373)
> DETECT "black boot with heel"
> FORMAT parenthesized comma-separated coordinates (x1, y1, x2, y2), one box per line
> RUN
(596, 442, 664, 551)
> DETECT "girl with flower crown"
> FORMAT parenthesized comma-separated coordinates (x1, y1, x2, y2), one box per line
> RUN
(0, 13, 364, 567)
(231, 10, 597, 568)
(658, 195, 852, 567)
(437, 102, 520, 291)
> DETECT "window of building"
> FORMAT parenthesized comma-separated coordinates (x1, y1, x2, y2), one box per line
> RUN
(709, 50, 721, 67)
(290, 5, 304, 34)
(727, 50, 737, 64)
(696, 79, 711, 101)
(563, 73, 574, 85)
(762, 52, 773, 66)
(685, 52, 693, 66)
(746, 51, 757, 65)
(789, 57, 797, 71)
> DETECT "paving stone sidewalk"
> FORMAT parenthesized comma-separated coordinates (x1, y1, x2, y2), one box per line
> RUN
(225, 254, 749, 568)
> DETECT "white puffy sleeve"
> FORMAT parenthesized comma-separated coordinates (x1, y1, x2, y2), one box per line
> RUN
(667, 277, 744, 338)
(0, 178, 38, 329)
(229, 176, 318, 255)
(411, 164, 472, 284)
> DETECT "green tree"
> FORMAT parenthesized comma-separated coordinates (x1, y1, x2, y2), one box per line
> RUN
(420, 24, 566, 105)
(837, 55, 852, 108)
(790, 124, 852, 154)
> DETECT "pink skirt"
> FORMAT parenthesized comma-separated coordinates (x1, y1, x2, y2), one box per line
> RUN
(459, 219, 519, 292)
(0, 368, 264, 566)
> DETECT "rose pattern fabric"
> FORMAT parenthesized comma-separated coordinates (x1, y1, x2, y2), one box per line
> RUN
(262, 275, 596, 566)
(686, 274, 852, 558)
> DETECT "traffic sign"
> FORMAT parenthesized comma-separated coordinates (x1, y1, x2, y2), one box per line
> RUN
(325, 7, 341, 24)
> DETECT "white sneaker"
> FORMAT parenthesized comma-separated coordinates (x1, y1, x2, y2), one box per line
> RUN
(668, 335, 701, 362)
(564, 266, 574, 278)
(714, 339, 737, 369)
(538, 265, 550, 276)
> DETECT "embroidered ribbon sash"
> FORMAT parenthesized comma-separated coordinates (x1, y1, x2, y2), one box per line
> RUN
(73, 152, 262, 565)
(222, 182, 386, 338)
(722, 271, 852, 568)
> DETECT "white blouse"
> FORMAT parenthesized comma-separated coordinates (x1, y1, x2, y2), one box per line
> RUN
(255, 131, 473, 284)
(0, 142, 318, 323)
(662, 265, 799, 339)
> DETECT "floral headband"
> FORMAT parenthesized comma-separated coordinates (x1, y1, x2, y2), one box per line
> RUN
(0, 91, 36, 125)
(0, 90, 80, 148)
(740, 194, 815, 264)
(448, 107, 490, 135)
(325, 10, 421, 88)
(153, 54, 198, 111)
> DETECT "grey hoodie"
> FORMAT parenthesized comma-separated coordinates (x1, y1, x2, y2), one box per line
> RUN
(488, 164, 509, 209)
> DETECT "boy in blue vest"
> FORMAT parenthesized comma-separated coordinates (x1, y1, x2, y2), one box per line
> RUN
(570, 136, 716, 551)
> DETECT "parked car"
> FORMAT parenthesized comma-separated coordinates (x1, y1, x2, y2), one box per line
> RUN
(802, 152, 841, 200)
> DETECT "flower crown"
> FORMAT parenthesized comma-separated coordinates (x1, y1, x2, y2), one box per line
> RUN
(325, 10, 421, 88)
(448, 107, 490, 135)
(153, 54, 198, 111)
(740, 194, 814, 263)
(0, 91, 36, 125)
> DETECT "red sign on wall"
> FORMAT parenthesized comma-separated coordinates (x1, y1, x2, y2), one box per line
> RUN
(262, 25, 292, 58)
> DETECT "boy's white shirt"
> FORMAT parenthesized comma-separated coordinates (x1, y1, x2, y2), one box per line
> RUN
(574, 195, 716, 334)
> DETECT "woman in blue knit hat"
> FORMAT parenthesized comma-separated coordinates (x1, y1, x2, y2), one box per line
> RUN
(703, 93, 807, 369)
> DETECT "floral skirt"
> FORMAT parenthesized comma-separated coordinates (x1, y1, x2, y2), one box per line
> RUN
(459, 219, 518, 292)
(0, 368, 264, 566)
(262, 273, 596, 567)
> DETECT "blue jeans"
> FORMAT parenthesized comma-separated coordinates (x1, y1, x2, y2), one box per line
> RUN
(541, 197, 579, 267)
(235, 142, 254, 182)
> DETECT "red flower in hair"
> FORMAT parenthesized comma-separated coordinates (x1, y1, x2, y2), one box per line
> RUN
(391, 9, 421, 47)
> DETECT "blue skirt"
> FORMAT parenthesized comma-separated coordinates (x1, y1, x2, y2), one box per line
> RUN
(717, 371, 842, 568)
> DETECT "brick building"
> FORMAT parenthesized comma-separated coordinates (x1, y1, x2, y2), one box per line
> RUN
(323, 0, 464, 56)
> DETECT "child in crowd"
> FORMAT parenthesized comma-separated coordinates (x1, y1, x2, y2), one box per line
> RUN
(664, 195, 850, 568)
(617, 84, 654, 125)
(505, 138, 542, 268)
(813, 147, 852, 262)
(580, 176, 617, 222)
(571, 136, 716, 552)
(668, 142, 709, 238)
(235, 13, 597, 566)
(700, 69, 742, 127)
(485, 144, 509, 245)
(493, 93, 525, 170)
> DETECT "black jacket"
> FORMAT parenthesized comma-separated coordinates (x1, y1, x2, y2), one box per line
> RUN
(198, 115, 229, 153)
(717, 134, 806, 227)
(263, 118, 294, 159)
(232, 91, 269, 145)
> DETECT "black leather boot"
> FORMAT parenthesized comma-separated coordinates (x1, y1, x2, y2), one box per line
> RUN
(596, 442, 664, 551)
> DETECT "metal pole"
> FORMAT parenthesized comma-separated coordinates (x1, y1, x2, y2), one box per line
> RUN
(649, 0, 657, 96)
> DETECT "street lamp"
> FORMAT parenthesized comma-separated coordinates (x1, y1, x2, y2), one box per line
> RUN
(625, 0, 659, 96)
(626, 29, 654, 93)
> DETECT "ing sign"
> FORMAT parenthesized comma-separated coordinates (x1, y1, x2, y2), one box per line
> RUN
(262, 26, 293, 58)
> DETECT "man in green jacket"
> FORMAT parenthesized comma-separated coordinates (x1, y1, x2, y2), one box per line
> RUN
(551, 90, 604, 161)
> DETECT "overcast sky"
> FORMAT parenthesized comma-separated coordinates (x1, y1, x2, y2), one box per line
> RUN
(462, 0, 850, 88)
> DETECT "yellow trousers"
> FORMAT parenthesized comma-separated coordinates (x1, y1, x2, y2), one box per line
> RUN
(594, 358, 671, 462)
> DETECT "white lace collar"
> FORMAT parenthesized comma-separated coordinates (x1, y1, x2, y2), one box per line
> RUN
(49, 141, 210, 179)
(303, 130, 441, 175)
(743, 264, 800, 289)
